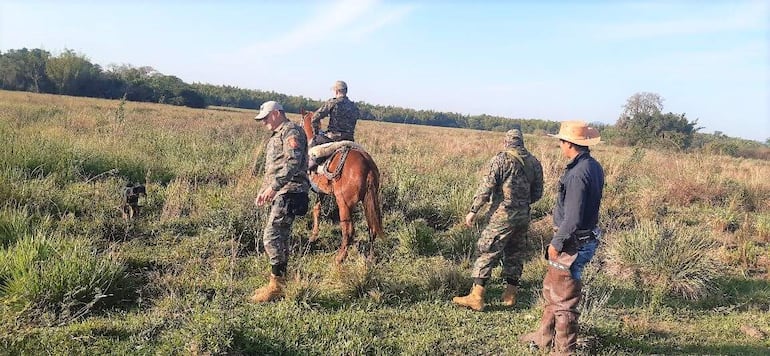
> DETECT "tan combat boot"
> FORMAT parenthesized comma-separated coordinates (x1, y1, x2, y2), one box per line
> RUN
(452, 284, 486, 311)
(502, 284, 517, 306)
(249, 274, 286, 303)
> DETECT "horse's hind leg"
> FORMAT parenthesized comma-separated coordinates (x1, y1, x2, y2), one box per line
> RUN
(366, 228, 375, 262)
(335, 204, 354, 265)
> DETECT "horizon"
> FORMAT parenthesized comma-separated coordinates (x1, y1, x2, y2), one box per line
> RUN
(1, 0, 768, 142)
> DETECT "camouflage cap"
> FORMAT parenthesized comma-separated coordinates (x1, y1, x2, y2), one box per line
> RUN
(504, 126, 524, 146)
(332, 80, 348, 91)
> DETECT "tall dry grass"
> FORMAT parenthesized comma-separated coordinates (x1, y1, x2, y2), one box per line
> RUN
(2, 90, 770, 354)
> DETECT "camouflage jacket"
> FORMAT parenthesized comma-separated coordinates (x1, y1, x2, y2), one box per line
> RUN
(263, 120, 310, 194)
(311, 96, 359, 138)
(469, 146, 544, 214)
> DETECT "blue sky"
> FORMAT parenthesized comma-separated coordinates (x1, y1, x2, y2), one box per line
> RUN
(1, 1, 768, 142)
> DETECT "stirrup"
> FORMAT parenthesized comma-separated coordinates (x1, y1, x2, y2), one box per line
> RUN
(310, 180, 320, 193)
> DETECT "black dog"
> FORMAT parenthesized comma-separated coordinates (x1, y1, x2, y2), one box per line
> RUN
(121, 183, 146, 221)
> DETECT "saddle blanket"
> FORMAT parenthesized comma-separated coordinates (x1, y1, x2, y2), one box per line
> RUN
(309, 141, 365, 176)
(308, 141, 364, 162)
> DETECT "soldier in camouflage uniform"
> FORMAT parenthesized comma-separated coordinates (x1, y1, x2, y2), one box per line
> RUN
(308, 80, 359, 169)
(249, 101, 310, 303)
(452, 127, 544, 311)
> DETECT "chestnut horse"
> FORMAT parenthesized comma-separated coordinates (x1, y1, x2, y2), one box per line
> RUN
(300, 109, 384, 264)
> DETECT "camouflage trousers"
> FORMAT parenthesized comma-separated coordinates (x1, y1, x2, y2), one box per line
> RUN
(262, 194, 296, 266)
(312, 131, 354, 146)
(471, 208, 530, 282)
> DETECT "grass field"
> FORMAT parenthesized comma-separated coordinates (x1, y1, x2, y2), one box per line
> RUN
(1, 90, 769, 355)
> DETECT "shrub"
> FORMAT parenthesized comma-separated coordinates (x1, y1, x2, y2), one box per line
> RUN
(0, 232, 128, 322)
(374, 255, 469, 302)
(436, 224, 478, 262)
(755, 213, 770, 241)
(284, 272, 324, 307)
(603, 221, 722, 300)
(396, 219, 438, 256)
(0, 207, 33, 248)
(324, 256, 381, 301)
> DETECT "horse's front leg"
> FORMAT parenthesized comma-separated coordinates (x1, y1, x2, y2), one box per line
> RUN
(309, 197, 322, 242)
(335, 205, 354, 264)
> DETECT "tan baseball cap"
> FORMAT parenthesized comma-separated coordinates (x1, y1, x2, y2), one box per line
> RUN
(254, 101, 283, 120)
(548, 121, 601, 146)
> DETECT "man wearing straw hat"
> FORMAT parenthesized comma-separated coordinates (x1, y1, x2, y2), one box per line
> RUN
(520, 120, 604, 355)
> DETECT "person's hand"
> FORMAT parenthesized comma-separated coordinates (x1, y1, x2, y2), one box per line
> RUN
(255, 187, 277, 207)
(464, 212, 476, 227)
(548, 244, 559, 260)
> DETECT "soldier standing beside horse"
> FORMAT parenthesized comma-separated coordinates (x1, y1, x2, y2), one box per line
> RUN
(249, 101, 310, 303)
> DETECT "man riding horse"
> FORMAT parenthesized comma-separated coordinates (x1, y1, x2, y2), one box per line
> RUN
(308, 80, 359, 170)
(299, 81, 383, 264)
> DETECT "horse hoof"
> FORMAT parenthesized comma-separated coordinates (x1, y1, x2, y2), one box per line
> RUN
(334, 252, 348, 265)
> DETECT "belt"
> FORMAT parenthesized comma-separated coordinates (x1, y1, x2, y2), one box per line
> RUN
(547, 260, 570, 271)
(573, 228, 598, 243)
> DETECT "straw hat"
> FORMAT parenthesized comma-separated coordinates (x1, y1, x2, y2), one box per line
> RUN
(548, 120, 601, 146)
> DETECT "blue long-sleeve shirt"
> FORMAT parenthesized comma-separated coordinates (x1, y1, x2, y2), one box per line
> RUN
(551, 151, 604, 252)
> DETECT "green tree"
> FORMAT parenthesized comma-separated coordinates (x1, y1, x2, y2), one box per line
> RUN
(617, 92, 664, 129)
(45, 49, 101, 95)
(0, 48, 52, 92)
(108, 64, 158, 102)
(176, 88, 206, 108)
(615, 92, 699, 150)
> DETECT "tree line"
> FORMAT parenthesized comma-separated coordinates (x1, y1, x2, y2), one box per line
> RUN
(0, 48, 206, 108)
(2, 48, 766, 156)
(0, 47, 562, 134)
(192, 83, 562, 134)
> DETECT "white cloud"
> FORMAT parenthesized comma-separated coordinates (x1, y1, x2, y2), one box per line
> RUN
(598, 0, 768, 40)
(347, 4, 416, 42)
(235, 0, 413, 59)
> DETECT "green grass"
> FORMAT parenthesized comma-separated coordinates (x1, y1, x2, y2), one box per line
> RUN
(2, 90, 770, 354)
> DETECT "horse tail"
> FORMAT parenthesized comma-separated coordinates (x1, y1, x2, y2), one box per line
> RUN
(362, 157, 384, 242)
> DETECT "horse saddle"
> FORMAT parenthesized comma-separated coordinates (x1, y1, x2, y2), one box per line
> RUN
(308, 141, 365, 179)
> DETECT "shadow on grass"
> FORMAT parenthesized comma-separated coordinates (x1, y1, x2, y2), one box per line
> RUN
(587, 325, 770, 355)
(608, 333, 770, 356)
(685, 276, 770, 311)
(601, 276, 770, 312)
(231, 330, 315, 355)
